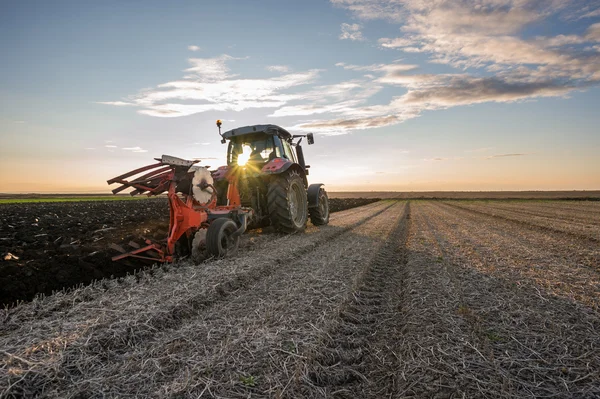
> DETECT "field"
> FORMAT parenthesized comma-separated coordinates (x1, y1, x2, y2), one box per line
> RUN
(331, 190, 600, 200)
(0, 197, 379, 306)
(1, 199, 600, 398)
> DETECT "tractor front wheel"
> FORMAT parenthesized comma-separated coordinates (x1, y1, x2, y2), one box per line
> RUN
(267, 170, 308, 233)
(206, 218, 239, 257)
(309, 188, 330, 226)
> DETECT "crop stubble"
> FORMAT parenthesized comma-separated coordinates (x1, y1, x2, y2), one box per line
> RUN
(1, 200, 599, 398)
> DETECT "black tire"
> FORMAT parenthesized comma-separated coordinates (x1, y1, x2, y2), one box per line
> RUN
(206, 218, 239, 257)
(309, 188, 330, 226)
(267, 170, 308, 233)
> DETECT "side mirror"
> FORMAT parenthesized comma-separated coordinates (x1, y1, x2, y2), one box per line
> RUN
(307, 133, 314, 145)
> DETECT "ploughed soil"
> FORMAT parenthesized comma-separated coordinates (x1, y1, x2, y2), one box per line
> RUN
(0, 198, 379, 306)
(1, 200, 599, 398)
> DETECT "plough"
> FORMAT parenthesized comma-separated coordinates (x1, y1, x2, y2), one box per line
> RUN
(107, 154, 251, 261)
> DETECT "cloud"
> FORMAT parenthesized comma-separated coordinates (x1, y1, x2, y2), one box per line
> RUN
(297, 115, 402, 132)
(101, 55, 321, 117)
(122, 146, 148, 153)
(183, 54, 240, 81)
(296, 0, 600, 132)
(339, 23, 365, 41)
(399, 75, 581, 107)
(336, 1, 600, 76)
(100, 2, 600, 134)
(188, 45, 201, 51)
(424, 157, 464, 162)
(485, 153, 529, 159)
(336, 61, 418, 73)
(193, 142, 211, 145)
(580, 7, 600, 19)
(378, 37, 414, 49)
(587, 23, 600, 42)
(105, 145, 117, 148)
(266, 65, 291, 73)
(96, 101, 135, 106)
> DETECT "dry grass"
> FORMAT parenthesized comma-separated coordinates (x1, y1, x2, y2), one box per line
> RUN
(2, 200, 599, 398)
(0, 201, 399, 397)
(446, 200, 600, 241)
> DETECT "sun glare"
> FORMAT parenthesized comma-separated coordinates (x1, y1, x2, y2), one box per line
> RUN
(237, 145, 252, 166)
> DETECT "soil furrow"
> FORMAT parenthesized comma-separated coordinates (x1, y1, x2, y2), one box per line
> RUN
(471, 202, 600, 224)
(444, 201, 600, 242)
(432, 201, 600, 306)
(292, 203, 410, 398)
(413, 202, 600, 397)
(0, 201, 400, 398)
(397, 202, 509, 397)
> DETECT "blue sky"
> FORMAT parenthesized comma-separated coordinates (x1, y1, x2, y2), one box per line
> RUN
(1, 0, 599, 192)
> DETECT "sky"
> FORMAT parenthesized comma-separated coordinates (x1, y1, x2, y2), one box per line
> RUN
(1, 0, 599, 193)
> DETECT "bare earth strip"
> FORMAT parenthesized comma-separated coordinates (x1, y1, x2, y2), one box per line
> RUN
(0, 201, 403, 398)
(465, 201, 600, 225)
(288, 202, 411, 398)
(445, 201, 600, 241)
(410, 202, 600, 397)
(431, 202, 600, 308)
(533, 201, 600, 214)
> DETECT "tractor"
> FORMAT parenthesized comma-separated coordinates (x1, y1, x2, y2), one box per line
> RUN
(107, 121, 329, 261)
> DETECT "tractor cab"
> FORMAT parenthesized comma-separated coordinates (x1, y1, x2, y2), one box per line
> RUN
(219, 123, 312, 175)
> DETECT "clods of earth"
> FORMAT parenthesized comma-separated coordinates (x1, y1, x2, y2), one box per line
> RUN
(0, 197, 379, 306)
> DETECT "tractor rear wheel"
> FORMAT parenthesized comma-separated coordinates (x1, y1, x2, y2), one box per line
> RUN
(206, 218, 239, 257)
(309, 188, 330, 226)
(267, 170, 308, 233)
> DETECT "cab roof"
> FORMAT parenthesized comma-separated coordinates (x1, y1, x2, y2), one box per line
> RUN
(222, 124, 292, 140)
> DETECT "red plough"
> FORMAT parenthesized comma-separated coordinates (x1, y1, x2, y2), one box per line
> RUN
(107, 154, 251, 262)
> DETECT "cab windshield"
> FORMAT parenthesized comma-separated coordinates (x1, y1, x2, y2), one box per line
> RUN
(227, 134, 282, 166)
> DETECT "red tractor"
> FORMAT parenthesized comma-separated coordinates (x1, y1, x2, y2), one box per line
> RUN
(107, 122, 329, 261)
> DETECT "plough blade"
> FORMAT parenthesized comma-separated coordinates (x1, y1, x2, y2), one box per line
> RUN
(106, 155, 199, 196)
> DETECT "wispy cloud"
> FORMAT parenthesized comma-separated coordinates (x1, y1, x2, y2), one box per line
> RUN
(188, 45, 201, 51)
(293, 0, 600, 132)
(97, 101, 135, 106)
(485, 153, 529, 159)
(100, 55, 320, 117)
(100, 1, 600, 134)
(122, 146, 148, 153)
(266, 65, 291, 73)
(424, 156, 464, 162)
(105, 145, 117, 148)
(339, 23, 365, 41)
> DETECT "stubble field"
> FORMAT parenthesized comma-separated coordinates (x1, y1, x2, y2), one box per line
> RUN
(1, 199, 599, 398)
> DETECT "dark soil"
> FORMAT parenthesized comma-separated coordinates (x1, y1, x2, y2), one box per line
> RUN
(0, 198, 379, 306)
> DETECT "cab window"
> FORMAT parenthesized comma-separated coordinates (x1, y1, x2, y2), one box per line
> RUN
(227, 134, 279, 165)
(282, 140, 296, 162)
